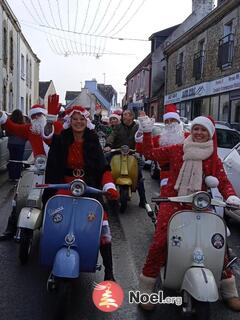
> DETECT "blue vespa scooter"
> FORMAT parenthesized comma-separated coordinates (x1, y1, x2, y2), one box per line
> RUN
(36, 179, 104, 291)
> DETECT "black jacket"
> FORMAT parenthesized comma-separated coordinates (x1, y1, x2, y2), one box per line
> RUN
(42, 127, 110, 205)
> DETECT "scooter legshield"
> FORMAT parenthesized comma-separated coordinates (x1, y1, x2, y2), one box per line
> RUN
(163, 210, 226, 290)
(40, 195, 103, 273)
(52, 247, 79, 278)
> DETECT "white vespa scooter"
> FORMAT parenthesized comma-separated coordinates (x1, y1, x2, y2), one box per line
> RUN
(151, 176, 238, 319)
(14, 155, 47, 264)
(223, 142, 240, 223)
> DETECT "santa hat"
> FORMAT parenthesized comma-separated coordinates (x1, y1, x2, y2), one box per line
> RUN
(102, 116, 109, 124)
(163, 104, 180, 123)
(63, 105, 95, 130)
(109, 111, 121, 122)
(191, 116, 215, 138)
(29, 104, 47, 117)
(192, 115, 217, 175)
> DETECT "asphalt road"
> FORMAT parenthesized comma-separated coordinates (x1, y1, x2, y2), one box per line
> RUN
(0, 169, 239, 320)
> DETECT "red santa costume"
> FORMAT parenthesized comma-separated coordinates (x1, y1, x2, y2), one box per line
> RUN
(135, 104, 187, 194)
(0, 105, 62, 157)
(138, 115, 240, 311)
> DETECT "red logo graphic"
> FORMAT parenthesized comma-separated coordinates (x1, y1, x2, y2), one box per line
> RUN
(92, 281, 124, 312)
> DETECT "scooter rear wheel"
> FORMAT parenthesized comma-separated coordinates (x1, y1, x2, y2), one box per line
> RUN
(19, 228, 33, 265)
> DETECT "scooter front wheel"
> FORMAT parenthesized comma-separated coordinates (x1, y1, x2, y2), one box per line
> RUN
(193, 299, 210, 320)
(19, 228, 33, 265)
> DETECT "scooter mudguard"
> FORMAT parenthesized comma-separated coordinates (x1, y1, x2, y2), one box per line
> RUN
(163, 210, 226, 290)
(17, 207, 42, 230)
(115, 177, 132, 186)
(181, 267, 218, 302)
(52, 247, 79, 278)
(40, 195, 103, 272)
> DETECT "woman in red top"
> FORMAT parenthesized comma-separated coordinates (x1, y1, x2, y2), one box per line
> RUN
(43, 106, 119, 281)
(138, 115, 240, 311)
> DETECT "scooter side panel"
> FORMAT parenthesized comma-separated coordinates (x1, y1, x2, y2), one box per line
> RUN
(163, 211, 226, 290)
(40, 196, 103, 272)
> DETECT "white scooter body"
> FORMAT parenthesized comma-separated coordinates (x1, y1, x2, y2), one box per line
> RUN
(161, 209, 226, 302)
(223, 143, 240, 222)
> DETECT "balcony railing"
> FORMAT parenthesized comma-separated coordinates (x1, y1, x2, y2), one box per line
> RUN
(217, 33, 234, 69)
(193, 50, 204, 80)
(176, 62, 183, 86)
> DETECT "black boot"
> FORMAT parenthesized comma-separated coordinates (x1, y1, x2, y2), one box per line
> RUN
(138, 180, 147, 208)
(0, 208, 17, 241)
(100, 243, 115, 281)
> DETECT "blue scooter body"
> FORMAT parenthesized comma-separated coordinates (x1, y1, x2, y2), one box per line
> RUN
(40, 195, 103, 278)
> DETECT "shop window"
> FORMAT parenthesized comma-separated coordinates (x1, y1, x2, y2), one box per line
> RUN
(3, 83, 7, 111)
(9, 32, 13, 71)
(219, 94, 229, 122)
(21, 54, 25, 79)
(176, 52, 183, 86)
(3, 24, 7, 65)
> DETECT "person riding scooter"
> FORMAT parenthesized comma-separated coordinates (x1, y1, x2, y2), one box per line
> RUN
(42, 105, 119, 281)
(104, 109, 147, 208)
(138, 115, 240, 311)
(0, 99, 63, 241)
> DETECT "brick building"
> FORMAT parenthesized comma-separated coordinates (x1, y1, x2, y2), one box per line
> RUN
(164, 0, 240, 129)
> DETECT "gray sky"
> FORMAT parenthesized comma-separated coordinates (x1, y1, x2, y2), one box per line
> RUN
(7, 0, 212, 103)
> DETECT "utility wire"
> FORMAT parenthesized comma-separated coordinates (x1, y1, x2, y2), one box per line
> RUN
(111, 0, 147, 36)
(92, 0, 112, 34)
(96, 0, 122, 35)
(106, 0, 136, 36)
(37, 23, 149, 41)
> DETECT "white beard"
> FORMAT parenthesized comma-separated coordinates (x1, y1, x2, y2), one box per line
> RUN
(31, 115, 47, 135)
(160, 122, 185, 146)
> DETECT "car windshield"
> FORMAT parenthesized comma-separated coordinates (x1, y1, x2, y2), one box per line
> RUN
(216, 128, 240, 149)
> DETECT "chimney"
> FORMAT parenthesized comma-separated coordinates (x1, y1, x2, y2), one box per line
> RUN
(192, 0, 214, 15)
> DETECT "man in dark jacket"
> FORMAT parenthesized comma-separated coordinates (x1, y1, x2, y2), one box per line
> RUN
(104, 109, 147, 208)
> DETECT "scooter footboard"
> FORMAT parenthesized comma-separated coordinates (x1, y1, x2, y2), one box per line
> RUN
(181, 268, 218, 302)
(52, 247, 80, 278)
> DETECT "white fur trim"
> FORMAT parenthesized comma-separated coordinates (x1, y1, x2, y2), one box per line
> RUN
(109, 114, 121, 121)
(0, 112, 8, 125)
(220, 276, 239, 300)
(163, 112, 180, 122)
(102, 220, 109, 226)
(103, 182, 116, 192)
(226, 195, 240, 206)
(191, 116, 215, 138)
(135, 130, 143, 143)
(205, 176, 219, 188)
(29, 107, 47, 117)
(63, 115, 95, 130)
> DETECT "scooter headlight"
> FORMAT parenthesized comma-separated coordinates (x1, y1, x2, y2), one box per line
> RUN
(121, 145, 130, 155)
(70, 179, 86, 197)
(193, 192, 211, 210)
(34, 155, 47, 171)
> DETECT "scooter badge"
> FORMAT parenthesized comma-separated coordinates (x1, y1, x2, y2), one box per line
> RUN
(88, 212, 96, 221)
(211, 233, 224, 249)
(171, 235, 182, 247)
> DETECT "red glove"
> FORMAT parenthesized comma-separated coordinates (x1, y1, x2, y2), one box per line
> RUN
(106, 188, 119, 200)
(48, 94, 60, 115)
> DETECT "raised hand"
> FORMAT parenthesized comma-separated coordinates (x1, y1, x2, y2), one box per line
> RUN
(48, 94, 60, 115)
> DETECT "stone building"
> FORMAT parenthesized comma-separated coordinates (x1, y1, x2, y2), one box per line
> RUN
(164, 0, 240, 129)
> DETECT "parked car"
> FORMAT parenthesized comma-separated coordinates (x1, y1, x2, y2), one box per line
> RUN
(149, 123, 240, 180)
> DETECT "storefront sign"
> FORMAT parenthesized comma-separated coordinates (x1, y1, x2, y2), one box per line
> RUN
(209, 72, 240, 95)
(164, 83, 208, 104)
(164, 71, 240, 104)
